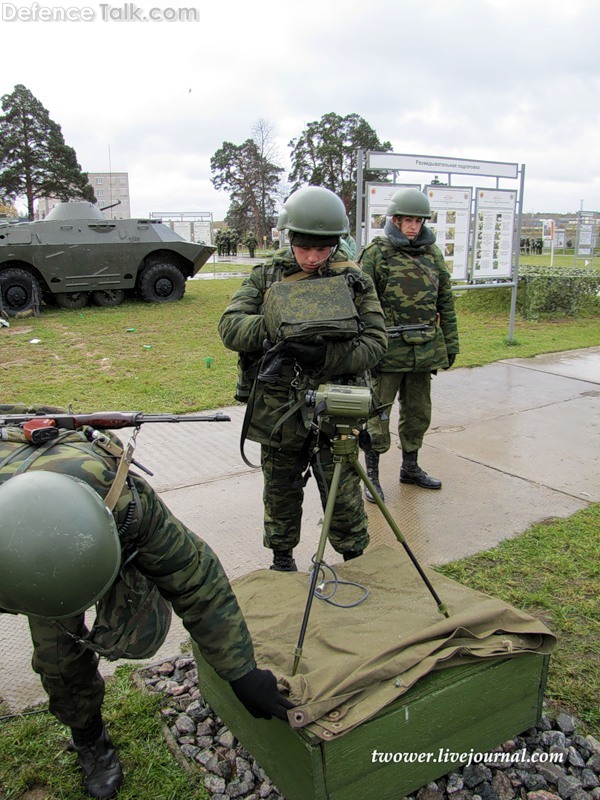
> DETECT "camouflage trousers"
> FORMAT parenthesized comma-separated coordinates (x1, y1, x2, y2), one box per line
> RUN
(261, 444, 369, 556)
(29, 613, 105, 730)
(368, 371, 433, 454)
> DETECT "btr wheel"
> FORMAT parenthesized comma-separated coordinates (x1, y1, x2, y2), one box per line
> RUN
(55, 291, 90, 309)
(91, 289, 126, 307)
(138, 263, 186, 303)
(0, 268, 41, 316)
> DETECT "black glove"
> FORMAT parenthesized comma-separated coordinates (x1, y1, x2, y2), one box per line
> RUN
(285, 336, 327, 371)
(257, 340, 288, 383)
(230, 667, 294, 721)
(444, 353, 456, 370)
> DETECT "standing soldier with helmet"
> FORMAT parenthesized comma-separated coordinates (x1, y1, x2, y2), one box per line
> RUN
(358, 188, 459, 501)
(0, 405, 293, 799)
(219, 186, 387, 571)
(244, 231, 258, 258)
(229, 229, 239, 257)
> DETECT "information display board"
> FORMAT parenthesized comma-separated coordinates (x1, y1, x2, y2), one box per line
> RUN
(425, 186, 472, 280)
(472, 189, 517, 278)
(576, 213, 596, 257)
(364, 182, 419, 244)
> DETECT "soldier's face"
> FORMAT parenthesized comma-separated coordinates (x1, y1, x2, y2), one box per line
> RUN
(394, 216, 424, 241)
(292, 245, 334, 273)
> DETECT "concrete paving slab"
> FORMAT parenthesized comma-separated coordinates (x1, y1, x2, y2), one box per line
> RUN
(501, 345, 600, 384)
(429, 394, 600, 501)
(364, 444, 588, 565)
(1, 347, 598, 716)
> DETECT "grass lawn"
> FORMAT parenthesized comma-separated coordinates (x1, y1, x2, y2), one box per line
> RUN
(2, 276, 599, 412)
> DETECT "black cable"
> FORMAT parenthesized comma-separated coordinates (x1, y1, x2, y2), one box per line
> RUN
(0, 707, 49, 722)
(309, 556, 369, 609)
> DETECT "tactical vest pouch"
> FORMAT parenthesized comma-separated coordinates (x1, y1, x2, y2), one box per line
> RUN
(85, 557, 173, 661)
(263, 275, 360, 343)
(400, 325, 436, 345)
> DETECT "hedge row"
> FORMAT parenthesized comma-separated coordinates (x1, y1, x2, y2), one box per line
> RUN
(518, 265, 600, 319)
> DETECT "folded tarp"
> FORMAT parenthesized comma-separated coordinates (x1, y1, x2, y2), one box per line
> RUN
(231, 545, 556, 740)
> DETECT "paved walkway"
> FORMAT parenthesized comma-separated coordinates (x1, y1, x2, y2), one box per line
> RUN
(1, 347, 598, 714)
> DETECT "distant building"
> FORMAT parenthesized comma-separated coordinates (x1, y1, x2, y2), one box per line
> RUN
(35, 172, 131, 219)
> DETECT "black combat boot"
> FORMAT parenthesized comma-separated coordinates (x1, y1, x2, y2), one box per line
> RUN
(343, 549, 364, 561)
(364, 451, 384, 503)
(72, 723, 123, 799)
(400, 450, 442, 490)
(270, 549, 298, 572)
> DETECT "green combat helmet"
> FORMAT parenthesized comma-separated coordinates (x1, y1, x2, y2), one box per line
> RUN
(386, 187, 432, 219)
(277, 186, 350, 237)
(0, 471, 121, 619)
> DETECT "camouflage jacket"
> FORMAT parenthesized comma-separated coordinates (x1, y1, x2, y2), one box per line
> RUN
(0, 407, 255, 681)
(218, 248, 387, 450)
(358, 225, 459, 372)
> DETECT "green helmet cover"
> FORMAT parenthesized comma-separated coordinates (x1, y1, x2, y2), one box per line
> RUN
(277, 186, 350, 236)
(0, 471, 121, 619)
(386, 188, 431, 219)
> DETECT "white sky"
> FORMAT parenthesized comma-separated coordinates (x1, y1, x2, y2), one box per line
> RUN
(2, 0, 599, 218)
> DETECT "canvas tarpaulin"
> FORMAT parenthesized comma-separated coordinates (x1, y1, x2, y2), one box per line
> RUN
(231, 545, 556, 740)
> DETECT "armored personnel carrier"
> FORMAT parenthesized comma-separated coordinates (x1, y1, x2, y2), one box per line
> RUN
(0, 202, 215, 315)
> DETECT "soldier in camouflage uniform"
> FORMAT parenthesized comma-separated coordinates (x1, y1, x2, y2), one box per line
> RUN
(229, 229, 239, 256)
(0, 405, 292, 799)
(244, 231, 258, 258)
(215, 228, 223, 256)
(219, 187, 387, 572)
(358, 188, 459, 499)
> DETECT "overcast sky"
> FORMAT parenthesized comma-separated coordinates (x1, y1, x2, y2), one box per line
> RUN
(2, 0, 598, 219)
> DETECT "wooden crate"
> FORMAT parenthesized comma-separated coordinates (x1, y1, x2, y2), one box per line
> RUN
(193, 646, 549, 800)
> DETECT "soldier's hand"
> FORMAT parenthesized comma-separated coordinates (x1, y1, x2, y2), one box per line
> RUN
(230, 667, 294, 720)
(444, 353, 456, 370)
(285, 336, 327, 370)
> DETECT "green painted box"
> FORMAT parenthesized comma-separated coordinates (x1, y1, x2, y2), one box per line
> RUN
(193, 647, 549, 800)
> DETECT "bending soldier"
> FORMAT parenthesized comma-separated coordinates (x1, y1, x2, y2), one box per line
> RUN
(218, 186, 387, 572)
(0, 404, 293, 799)
(358, 188, 459, 499)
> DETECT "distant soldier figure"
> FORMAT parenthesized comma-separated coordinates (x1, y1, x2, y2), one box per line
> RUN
(245, 231, 258, 258)
(229, 229, 239, 257)
(215, 229, 223, 256)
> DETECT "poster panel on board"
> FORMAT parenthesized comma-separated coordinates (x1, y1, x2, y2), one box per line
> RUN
(472, 188, 517, 278)
(425, 185, 472, 281)
(365, 182, 420, 244)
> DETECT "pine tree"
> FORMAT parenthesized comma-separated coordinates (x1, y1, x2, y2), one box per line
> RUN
(0, 84, 95, 219)
(288, 112, 393, 229)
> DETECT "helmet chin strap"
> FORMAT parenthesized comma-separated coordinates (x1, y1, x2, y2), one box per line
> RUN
(318, 244, 339, 273)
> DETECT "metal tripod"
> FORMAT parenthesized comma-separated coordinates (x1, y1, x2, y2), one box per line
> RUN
(291, 427, 449, 676)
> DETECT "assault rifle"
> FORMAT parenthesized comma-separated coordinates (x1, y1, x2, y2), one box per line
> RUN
(0, 411, 230, 445)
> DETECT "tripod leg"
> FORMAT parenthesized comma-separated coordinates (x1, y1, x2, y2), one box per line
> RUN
(292, 459, 344, 676)
(352, 456, 449, 619)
